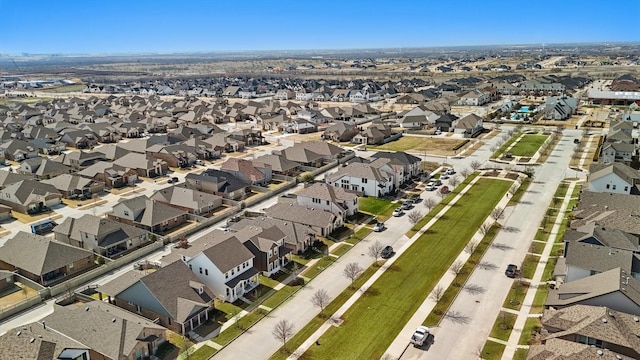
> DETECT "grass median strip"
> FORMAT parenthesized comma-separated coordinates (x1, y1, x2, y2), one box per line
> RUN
(303, 178, 511, 360)
(481, 340, 506, 360)
(509, 134, 548, 157)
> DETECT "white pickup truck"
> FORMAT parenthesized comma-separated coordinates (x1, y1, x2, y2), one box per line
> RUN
(410, 326, 430, 347)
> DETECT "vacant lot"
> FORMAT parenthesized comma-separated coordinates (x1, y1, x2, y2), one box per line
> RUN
(509, 134, 547, 157)
(304, 178, 512, 360)
(371, 136, 467, 156)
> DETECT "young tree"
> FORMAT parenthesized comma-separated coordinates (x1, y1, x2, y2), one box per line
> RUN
(459, 167, 470, 178)
(464, 240, 479, 254)
(490, 207, 505, 222)
(423, 197, 436, 212)
(470, 160, 482, 171)
(430, 285, 445, 303)
(449, 176, 460, 188)
(407, 210, 423, 225)
(272, 319, 295, 353)
(310, 289, 330, 317)
(450, 260, 464, 278)
(368, 241, 384, 266)
(479, 222, 492, 236)
(343, 262, 364, 288)
(489, 145, 497, 153)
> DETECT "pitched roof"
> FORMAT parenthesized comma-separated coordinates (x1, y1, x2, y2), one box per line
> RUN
(2, 179, 61, 204)
(53, 214, 147, 248)
(572, 191, 640, 235)
(150, 186, 222, 211)
(115, 196, 188, 227)
(455, 113, 483, 129)
(0, 231, 93, 276)
(228, 217, 317, 249)
(369, 151, 421, 165)
(265, 202, 337, 228)
(589, 162, 640, 186)
(527, 338, 631, 360)
(326, 162, 393, 183)
(42, 301, 164, 360)
(253, 154, 299, 173)
(201, 236, 255, 273)
(297, 182, 358, 203)
(0, 321, 88, 360)
(564, 241, 634, 274)
(42, 173, 102, 192)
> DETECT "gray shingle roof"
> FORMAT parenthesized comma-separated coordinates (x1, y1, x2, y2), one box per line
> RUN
(326, 162, 392, 183)
(0, 321, 87, 360)
(265, 203, 337, 228)
(0, 231, 94, 276)
(54, 214, 147, 248)
(572, 191, 640, 235)
(202, 236, 255, 273)
(150, 186, 222, 212)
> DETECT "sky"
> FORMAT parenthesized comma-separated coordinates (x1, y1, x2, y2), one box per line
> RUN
(1, 0, 639, 54)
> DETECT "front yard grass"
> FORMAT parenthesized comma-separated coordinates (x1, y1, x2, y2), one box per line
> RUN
(519, 316, 542, 345)
(301, 256, 336, 279)
(514, 348, 529, 360)
(521, 254, 540, 280)
(189, 345, 217, 360)
(531, 284, 550, 314)
(509, 134, 548, 157)
(303, 178, 511, 360)
(215, 308, 269, 346)
(358, 198, 398, 218)
(490, 311, 518, 341)
(508, 177, 532, 206)
(261, 284, 299, 309)
(502, 280, 530, 311)
(330, 244, 352, 257)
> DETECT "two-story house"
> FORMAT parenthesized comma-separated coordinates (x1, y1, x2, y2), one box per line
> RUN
(220, 158, 273, 186)
(108, 195, 188, 233)
(588, 162, 640, 195)
(296, 182, 359, 219)
(326, 162, 394, 197)
(601, 142, 635, 166)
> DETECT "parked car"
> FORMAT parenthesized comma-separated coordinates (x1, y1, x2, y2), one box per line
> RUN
(410, 326, 430, 347)
(381, 245, 394, 259)
(440, 174, 450, 180)
(409, 194, 420, 203)
(426, 185, 437, 191)
(195, 159, 204, 165)
(505, 264, 518, 278)
(168, 176, 179, 184)
(434, 179, 443, 186)
(445, 168, 456, 175)
(392, 208, 404, 217)
(373, 222, 386, 232)
(505, 153, 513, 159)
(401, 201, 413, 210)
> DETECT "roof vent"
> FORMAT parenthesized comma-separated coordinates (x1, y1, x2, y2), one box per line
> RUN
(16, 331, 21, 336)
(112, 318, 116, 323)
(635, 317, 639, 322)
(85, 307, 90, 311)
(602, 318, 608, 323)
(616, 355, 622, 360)
(30, 338, 35, 343)
(597, 350, 603, 356)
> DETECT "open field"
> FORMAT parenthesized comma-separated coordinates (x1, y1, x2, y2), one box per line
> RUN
(370, 136, 467, 156)
(508, 134, 548, 157)
(303, 178, 511, 360)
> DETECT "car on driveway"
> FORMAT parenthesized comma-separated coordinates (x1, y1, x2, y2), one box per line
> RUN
(381, 245, 394, 259)
(401, 201, 413, 210)
(392, 208, 404, 217)
(373, 222, 386, 232)
(505, 264, 518, 278)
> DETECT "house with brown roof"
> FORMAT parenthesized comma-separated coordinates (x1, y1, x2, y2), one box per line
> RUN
(0, 179, 62, 214)
(0, 319, 91, 360)
(253, 154, 299, 176)
(0, 231, 95, 285)
(42, 173, 105, 198)
(228, 216, 316, 254)
(108, 195, 188, 233)
(453, 113, 484, 137)
(326, 162, 394, 197)
(220, 158, 272, 186)
(53, 214, 150, 257)
(571, 191, 640, 236)
(113, 152, 168, 178)
(184, 169, 250, 200)
(18, 157, 72, 180)
(265, 202, 342, 237)
(76, 161, 139, 188)
(98, 261, 214, 335)
(537, 305, 640, 359)
(160, 229, 259, 303)
(150, 185, 222, 215)
(323, 121, 359, 142)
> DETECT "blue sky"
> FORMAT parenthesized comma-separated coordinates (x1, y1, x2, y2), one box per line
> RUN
(1, 0, 638, 54)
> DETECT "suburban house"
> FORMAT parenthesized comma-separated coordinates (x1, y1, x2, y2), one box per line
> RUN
(0, 320, 91, 360)
(282, 141, 344, 165)
(571, 191, 640, 236)
(323, 121, 359, 142)
(108, 195, 189, 233)
(564, 226, 640, 255)
(150, 186, 222, 215)
(184, 169, 250, 200)
(518, 81, 566, 96)
(18, 157, 73, 180)
(265, 202, 342, 237)
(397, 105, 440, 129)
(76, 161, 139, 188)
(543, 96, 578, 120)
(55, 150, 106, 170)
(0, 231, 95, 285)
(0, 270, 15, 293)
(98, 261, 215, 335)
(0, 179, 62, 214)
(395, 93, 426, 105)
(369, 151, 422, 183)
(453, 113, 484, 137)
(296, 182, 359, 219)
(220, 158, 273, 186)
(230, 226, 290, 276)
(160, 230, 259, 303)
(537, 305, 640, 359)
(42, 173, 105, 198)
(588, 162, 640, 195)
(601, 142, 635, 166)
(0, 139, 39, 161)
(113, 153, 168, 178)
(254, 154, 299, 176)
(326, 162, 394, 197)
(456, 88, 491, 106)
(53, 214, 150, 257)
(228, 216, 317, 254)
(352, 122, 394, 145)
(39, 301, 167, 360)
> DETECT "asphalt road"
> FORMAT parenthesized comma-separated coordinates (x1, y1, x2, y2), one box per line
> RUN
(399, 131, 583, 360)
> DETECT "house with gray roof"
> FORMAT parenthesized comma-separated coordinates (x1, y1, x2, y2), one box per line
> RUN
(265, 202, 341, 237)
(220, 158, 272, 186)
(296, 182, 359, 219)
(184, 169, 249, 200)
(108, 195, 188, 233)
(538, 305, 640, 359)
(98, 261, 214, 335)
(113, 152, 168, 178)
(326, 162, 394, 197)
(53, 214, 150, 257)
(527, 338, 632, 360)
(42, 173, 105, 198)
(543, 96, 578, 120)
(0, 231, 95, 285)
(253, 154, 299, 176)
(38, 301, 166, 360)
(160, 229, 258, 303)
(588, 162, 640, 195)
(228, 216, 316, 254)
(0, 139, 39, 161)
(150, 185, 222, 215)
(453, 113, 484, 137)
(323, 121, 359, 142)
(0, 179, 62, 214)
(0, 319, 90, 360)
(76, 160, 139, 188)
(601, 142, 635, 166)
(571, 191, 640, 236)
(17, 157, 72, 180)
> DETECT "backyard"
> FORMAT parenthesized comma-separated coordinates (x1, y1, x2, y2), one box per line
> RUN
(302, 178, 512, 359)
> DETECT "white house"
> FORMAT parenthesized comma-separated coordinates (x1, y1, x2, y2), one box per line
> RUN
(588, 162, 640, 195)
(296, 182, 359, 219)
(295, 91, 313, 101)
(165, 231, 259, 302)
(457, 89, 490, 106)
(601, 143, 635, 165)
(325, 162, 394, 197)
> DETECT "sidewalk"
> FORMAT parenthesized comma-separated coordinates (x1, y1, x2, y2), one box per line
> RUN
(500, 180, 579, 360)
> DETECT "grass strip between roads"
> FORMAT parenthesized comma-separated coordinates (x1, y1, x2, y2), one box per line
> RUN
(508, 134, 548, 157)
(302, 178, 512, 360)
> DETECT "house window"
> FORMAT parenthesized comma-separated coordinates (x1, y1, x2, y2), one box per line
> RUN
(606, 184, 610, 189)
(124, 211, 129, 216)
(205, 269, 208, 276)
(326, 200, 330, 205)
(362, 178, 368, 183)
(127, 301, 135, 306)
(313, 198, 321, 204)
(625, 186, 629, 192)
(69, 262, 74, 269)
(225, 272, 228, 279)
(189, 264, 192, 270)
(351, 185, 358, 191)
(168, 318, 171, 325)
(199, 267, 202, 274)
(612, 185, 617, 190)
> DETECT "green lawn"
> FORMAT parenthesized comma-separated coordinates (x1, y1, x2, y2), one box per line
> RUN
(507, 177, 531, 206)
(301, 256, 336, 279)
(521, 254, 540, 280)
(492, 132, 521, 158)
(514, 348, 529, 360)
(330, 244, 352, 257)
(502, 280, 530, 311)
(519, 317, 542, 345)
(190, 345, 217, 360)
(541, 257, 558, 282)
(509, 134, 548, 157)
(490, 311, 518, 341)
(261, 285, 300, 309)
(529, 241, 545, 255)
(215, 308, 269, 346)
(358, 198, 399, 217)
(481, 340, 506, 360)
(303, 178, 511, 360)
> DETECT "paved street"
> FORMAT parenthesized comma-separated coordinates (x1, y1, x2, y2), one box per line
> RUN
(398, 132, 583, 360)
